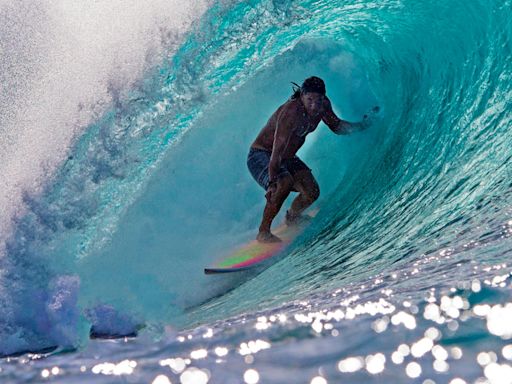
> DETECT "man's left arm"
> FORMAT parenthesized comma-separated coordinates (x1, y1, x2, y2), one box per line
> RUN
(322, 97, 379, 135)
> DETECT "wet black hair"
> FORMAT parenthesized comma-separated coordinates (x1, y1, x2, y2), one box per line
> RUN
(291, 76, 326, 99)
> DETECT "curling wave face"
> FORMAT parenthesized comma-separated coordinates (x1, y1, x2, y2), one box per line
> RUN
(0, 0, 511, 360)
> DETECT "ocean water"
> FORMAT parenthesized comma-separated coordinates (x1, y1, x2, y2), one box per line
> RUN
(1, 0, 512, 382)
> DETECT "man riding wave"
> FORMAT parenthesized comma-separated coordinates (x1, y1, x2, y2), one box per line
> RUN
(247, 76, 378, 243)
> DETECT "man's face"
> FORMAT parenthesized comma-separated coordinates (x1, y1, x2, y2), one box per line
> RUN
(301, 92, 324, 117)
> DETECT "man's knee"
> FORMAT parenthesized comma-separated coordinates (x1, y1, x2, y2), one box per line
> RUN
(276, 175, 294, 191)
(307, 185, 320, 203)
(310, 185, 320, 202)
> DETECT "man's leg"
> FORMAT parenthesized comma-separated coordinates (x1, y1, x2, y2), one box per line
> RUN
(287, 170, 320, 224)
(257, 175, 294, 242)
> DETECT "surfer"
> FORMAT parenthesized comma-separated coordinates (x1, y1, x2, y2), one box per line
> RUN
(247, 76, 378, 243)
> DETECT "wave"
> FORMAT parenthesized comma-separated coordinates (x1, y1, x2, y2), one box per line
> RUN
(0, 0, 510, 355)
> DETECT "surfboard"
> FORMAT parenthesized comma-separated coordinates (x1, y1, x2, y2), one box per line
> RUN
(204, 212, 315, 275)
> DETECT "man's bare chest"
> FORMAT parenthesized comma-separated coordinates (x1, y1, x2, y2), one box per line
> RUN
(293, 115, 321, 137)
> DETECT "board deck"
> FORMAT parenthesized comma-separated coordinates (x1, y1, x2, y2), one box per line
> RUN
(204, 213, 315, 274)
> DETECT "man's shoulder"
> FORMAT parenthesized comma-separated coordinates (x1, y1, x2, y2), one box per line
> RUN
(279, 98, 302, 117)
(271, 100, 300, 134)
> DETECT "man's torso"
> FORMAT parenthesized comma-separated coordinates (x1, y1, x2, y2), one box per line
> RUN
(251, 99, 322, 158)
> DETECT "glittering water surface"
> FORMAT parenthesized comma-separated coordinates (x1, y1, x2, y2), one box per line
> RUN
(1, 0, 512, 382)
(5, 270, 512, 383)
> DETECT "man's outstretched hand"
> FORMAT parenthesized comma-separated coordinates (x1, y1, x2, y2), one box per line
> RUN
(346, 106, 380, 133)
(363, 106, 380, 120)
(355, 105, 380, 131)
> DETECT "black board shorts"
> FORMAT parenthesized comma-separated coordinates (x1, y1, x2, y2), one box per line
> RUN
(247, 147, 311, 190)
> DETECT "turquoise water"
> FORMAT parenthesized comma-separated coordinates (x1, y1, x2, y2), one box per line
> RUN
(1, 0, 512, 382)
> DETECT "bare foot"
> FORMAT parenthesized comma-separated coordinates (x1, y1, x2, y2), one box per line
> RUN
(256, 231, 282, 243)
(285, 210, 312, 227)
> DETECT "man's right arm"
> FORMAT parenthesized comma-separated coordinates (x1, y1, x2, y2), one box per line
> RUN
(268, 108, 293, 184)
(323, 98, 379, 135)
(322, 98, 360, 135)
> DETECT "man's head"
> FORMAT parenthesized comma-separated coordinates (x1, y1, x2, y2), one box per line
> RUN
(299, 76, 325, 117)
(300, 76, 326, 95)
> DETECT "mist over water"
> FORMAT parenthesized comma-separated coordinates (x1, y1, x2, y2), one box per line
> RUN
(0, 1, 512, 382)
(0, 0, 208, 250)
(0, 0, 209, 355)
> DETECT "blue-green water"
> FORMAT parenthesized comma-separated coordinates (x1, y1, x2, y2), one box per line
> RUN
(1, 0, 512, 382)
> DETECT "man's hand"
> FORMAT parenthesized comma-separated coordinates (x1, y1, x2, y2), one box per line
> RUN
(265, 182, 278, 203)
(330, 105, 380, 135)
(352, 105, 381, 132)
(363, 106, 380, 120)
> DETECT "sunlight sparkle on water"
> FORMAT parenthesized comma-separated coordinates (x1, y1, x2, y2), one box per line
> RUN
(372, 316, 389, 333)
(92, 360, 136, 376)
(310, 376, 327, 384)
(433, 359, 449, 372)
(398, 343, 411, 356)
(484, 363, 512, 383)
(474, 304, 492, 316)
(425, 327, 441, 340)
(472, 279, 482, 292)
(391, 311, 417, 329)
(477, 352, 497, 366)
(214, 347, 229, 357)
(451, 347, 463, 359)
(160, 358, 187, 374)
(180, 367, 209, 384)
(19, 275, 512, 383)
(432, 345, 449, 361)
(391, 351, 404, 365)
(255, 316, 270, 330)
(312, 320, 323, 333)
(486, 304, 512, 338)
(424, 303, 444, 323)
(244, 369, 259, 384)
(440, 295, 467, 318)
(365, 353, 386, 374)
(503, 345, 512, 360)
(411, 337, 434, 358)
(405, 362, 422, 378)
(202, 328, 213, 338)
(337, 357, 364, 373)
(239, 340, 271, 355)
(152, 374, 172, 384)
(190, 349, 208, 360)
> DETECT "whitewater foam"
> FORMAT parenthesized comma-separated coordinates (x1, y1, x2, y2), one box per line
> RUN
(0, 0, 209, 253)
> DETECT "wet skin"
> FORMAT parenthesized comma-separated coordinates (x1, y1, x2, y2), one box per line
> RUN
(250, 92, 370, 243)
